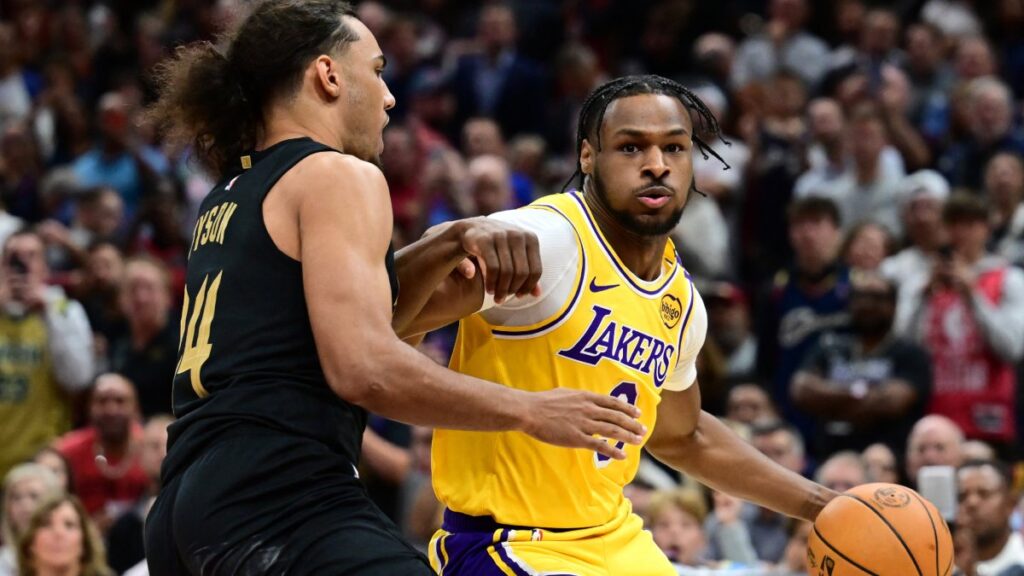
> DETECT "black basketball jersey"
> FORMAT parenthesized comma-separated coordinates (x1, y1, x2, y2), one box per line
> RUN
(163, 137, 398, 475)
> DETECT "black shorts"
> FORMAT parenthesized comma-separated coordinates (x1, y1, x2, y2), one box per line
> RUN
(145, 428, 432, 576)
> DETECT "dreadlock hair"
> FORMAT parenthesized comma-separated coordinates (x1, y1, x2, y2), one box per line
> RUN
(564, 75, 730, 194)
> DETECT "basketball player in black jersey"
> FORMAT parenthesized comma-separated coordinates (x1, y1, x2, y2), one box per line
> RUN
(142, 1, 645, 574)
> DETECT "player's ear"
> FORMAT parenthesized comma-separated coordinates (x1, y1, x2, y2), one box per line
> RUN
(314, 55, 342, 99)
(580, 139, 595, 176)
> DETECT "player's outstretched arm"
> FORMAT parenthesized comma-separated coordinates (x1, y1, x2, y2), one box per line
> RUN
(646, 383, 838, 522)
(294, 153, 643, 459)
(391, 218, 541, 339)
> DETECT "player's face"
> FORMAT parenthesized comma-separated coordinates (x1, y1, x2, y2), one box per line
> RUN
(581, 94, 694, 237)
(337, 17, 395, 166)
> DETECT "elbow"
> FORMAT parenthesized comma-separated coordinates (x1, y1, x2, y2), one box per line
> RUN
(327, 359, 387, 408)
(324, 341, 395, 408)
(325, 334, 409, 405)
(647, 438, 686, 468)
(648, 424, 700, 468)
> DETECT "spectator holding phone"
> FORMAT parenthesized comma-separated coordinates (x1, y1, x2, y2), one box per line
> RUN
(0, 229, 94, 479)
(905, 195, 1024, 450)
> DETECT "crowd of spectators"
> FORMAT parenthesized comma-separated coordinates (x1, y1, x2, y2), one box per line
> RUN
(1, 0, 1024, 574)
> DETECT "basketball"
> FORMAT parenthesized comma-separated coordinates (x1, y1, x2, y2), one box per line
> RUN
(807, 483, 954, 576)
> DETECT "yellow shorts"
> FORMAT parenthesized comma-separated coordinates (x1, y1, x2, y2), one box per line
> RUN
(428, 507, 676, 576)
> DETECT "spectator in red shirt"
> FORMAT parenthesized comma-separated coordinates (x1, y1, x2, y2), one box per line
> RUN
(55, 373, 147, 534)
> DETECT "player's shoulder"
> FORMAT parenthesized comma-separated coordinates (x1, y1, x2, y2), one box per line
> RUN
(290, 151, 385, 188)
(488, 204, 577, 239)
(285, 152, 390, 221)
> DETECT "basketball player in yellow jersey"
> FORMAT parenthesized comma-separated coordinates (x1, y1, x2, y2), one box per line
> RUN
(400, 76, 840, 576)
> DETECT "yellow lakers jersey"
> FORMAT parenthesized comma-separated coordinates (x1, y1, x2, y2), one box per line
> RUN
(432, 191, 700, 528)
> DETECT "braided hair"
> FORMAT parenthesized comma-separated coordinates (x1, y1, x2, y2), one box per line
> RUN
(565, 75, 730, 193)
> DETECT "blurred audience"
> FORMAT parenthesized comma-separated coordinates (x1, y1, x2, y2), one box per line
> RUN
(0, 0, 1020, 569)
(725, 384, 777, 426)
(55, 374, 146, 534)
(757, 197, 850, 439)
(841, 221, 894, 271)
(882, 169, 950, 335)
(450, 3, 547, 138)
(1, 464, 62, 576)
(957, 460, 1024, 575)
(0, 230, 93, 479)
(906, 195, 1024, 449)
(16, 494, 111, 576)
(30, 449, 72, 496)
(791, 271, 931, 458)
(939, 77, 1024, 189)
(906, 414, 965, 485)
(861, 443, 899, 484)
(705, 282, 758, 383)
(105, 415, 170, 574)
(109, 257, 177, 418)
(813, 451, 867, 493)
(731, 0, 830, 90)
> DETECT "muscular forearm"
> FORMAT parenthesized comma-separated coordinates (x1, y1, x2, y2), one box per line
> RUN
(335, 334, 528, 432)
(651, 411, 836, 521)
(392, 222, 468, 337)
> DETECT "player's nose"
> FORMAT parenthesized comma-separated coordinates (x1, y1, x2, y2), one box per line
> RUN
(641, 149, 669, 179)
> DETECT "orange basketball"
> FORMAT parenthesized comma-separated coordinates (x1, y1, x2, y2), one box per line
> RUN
(806, 483, 954, 576)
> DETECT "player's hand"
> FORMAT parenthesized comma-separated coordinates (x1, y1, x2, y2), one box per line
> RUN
(519, 388, 645, 460)
(454, 217, 542, 305)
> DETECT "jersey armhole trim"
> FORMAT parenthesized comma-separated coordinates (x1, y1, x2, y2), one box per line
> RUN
(673, 279, 698, 370)
(259, 147, 339, 265)
(488, 204, 587, 340)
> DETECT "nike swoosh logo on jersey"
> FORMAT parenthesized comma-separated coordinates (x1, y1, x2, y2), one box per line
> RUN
(589, 278, 619, 293)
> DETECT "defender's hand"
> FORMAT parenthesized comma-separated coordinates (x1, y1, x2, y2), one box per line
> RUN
(519, 389, 646, 460)
(453, 217, 542, 305)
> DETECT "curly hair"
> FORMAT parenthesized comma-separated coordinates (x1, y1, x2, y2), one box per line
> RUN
(146, 0, 360, 179)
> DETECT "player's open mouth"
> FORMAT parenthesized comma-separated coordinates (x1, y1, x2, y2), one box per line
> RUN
(636, 187, 672, 208)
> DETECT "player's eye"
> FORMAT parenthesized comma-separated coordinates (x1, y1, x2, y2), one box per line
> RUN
(620, 144, 639, 154)
(664, 143, 685, 153)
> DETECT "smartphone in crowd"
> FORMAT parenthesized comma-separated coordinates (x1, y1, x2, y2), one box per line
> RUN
(917, 465, 958, 523)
